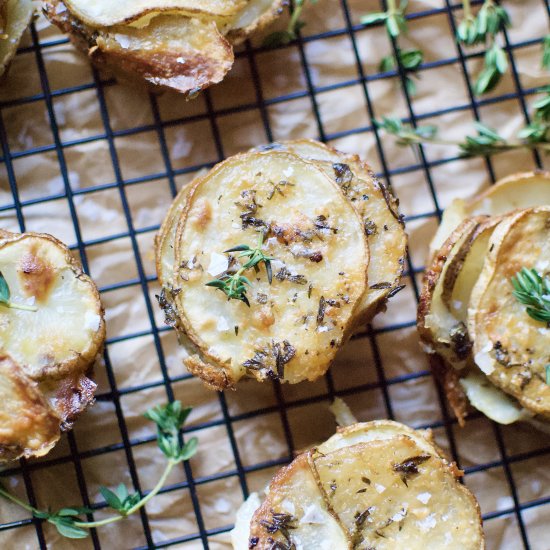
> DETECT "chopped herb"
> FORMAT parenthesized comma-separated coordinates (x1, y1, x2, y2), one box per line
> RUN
(205, 233, 275, 306)
(387, 284, 406, 299)
(242, 340, 296, 380)
(267, 179, 294, 200)
(309, 251, 323, 263)
(248, 536, 259, 548)
(155, 287, 180, 327)
(0, 402, 197, 539)
(308, 284, 313, 298)
(234, 326, 239, 336)
(316, 296, 340, 325)
(354, 507, 373, 527)
(546, 364, 550, 386)
(449, 322, 472, 360)
(332, 163, 353, 190)
(0, 271, 38, 312)
(256, 292, 268, 304)
(393, 454, 431, 485)
(314, 215, 338, 235)
(275, 266, 307, 285)
(511, 267, 550, 326)
(364, 219, 378, 236)
(370, 282, 392, 290)
(258, 511, 296, 548)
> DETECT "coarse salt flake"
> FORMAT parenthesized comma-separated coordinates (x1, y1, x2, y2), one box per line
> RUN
(374, 483, 386, 494)
(207, 252, 229, 276)
(416, 492, 432, 504)
(300, 504, 325, 524)
(417, 513, 437, 532)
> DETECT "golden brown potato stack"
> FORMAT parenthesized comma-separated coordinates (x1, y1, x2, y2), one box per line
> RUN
(418, 171, 550, 426)
(231, 420, 484, 549)
(0, 230, 105, 462)
(156, 140, 407, 390)
(43, 0, 284, 96)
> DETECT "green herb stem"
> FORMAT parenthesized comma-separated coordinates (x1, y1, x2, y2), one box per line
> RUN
(73, 459, 176, 529)
(0, 485, 36, 513)
(462, 0, 472, 20)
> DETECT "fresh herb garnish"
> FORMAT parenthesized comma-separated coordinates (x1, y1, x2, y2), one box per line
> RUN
(511, 267, 550, 326)
(0, 271, 37, 312)
(393, 454, 431, 486)
(546, 364, 550, 386)
(0, 401, 197, 539)
(543, 34, 550, 71)
(375, 82, 550, 157)
(242, 340, 296, 380)
(361, 0, 424, 95)
(205, 233, 275, 307)
(456, 0, 511, 95)
(263, 0, 318, 48)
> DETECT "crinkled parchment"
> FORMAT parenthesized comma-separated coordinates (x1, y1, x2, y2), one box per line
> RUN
(0, 1, 549, 548)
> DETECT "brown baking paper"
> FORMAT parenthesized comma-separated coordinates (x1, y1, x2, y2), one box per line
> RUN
(0, 1, 549, 548)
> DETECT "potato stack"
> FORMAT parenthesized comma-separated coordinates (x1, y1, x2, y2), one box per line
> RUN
(418, 172, 550, 426)
(43, 0, 284, 95)
(231, 420, 484, 549)
(0, 230, 105, 462)
(156, 140, 407, 390)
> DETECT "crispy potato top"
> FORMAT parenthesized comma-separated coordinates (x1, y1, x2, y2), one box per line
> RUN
(174, 151, 369, 384)
(239, 421, 484, 550)
(469, 207, 550, 416)
(0, 232, 105, 380)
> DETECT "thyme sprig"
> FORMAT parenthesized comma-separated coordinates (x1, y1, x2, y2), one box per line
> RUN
(456, 0, 511, 95)
(361, 0, 424, 95)
(511, 268, 550, 326)
(0, 271, 38, 312)
(0, 401, 198, 539)
(205, 233, 275, 307)
(543, 34, 550, 71)
(376, 83, 550, 157)
(263, 0, 318, 48)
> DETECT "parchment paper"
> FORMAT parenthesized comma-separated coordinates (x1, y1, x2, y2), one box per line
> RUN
(0, 1, 549, 548)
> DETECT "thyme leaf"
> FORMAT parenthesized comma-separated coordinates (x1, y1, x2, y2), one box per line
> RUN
(456, 0, 511, 95)
(0, 271, 38, 312)
(361, 0, 424, 96)
(511, 267, 550, 326)
(375, 83, 550, 157)
(0, 401, 197, 539)
(205, 233, 275, 306)
(263, 0, 319, 48)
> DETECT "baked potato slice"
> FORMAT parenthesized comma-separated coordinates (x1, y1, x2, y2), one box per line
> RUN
(0, 0, 34, 76)
(252, 139, 407, 325)
(429, 170, 550, 257)
(0, 356, 60, 462)
(468, 207, 550, 417)
(232, 421, 484, 550)
(173, 151, 369, 387)
(225, 0, 284, 45)
(418, 217, 482, 368)
(247, 453, 349, 550)
(0, 231, 105, 381)
(64, 0, 245, 27)
(43, 0, 234, 96)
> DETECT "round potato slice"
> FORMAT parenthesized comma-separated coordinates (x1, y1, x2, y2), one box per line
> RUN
(64, 0, 245, 27)
(468, 207, 550, 417)
(429, 170, 550, 257)
(0, 231, 105, 381)
(0, 356, 60, 462)
(173, 151, 369, 387)
(234, 421, 483, 550)
(252, 139, 407, 325)
(225, 0, 284, 45)
(43, 1, 234, 97)
(0, 0, 34, 76)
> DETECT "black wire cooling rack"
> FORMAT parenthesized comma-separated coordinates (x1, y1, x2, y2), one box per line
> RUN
(0, 1, 549, 548)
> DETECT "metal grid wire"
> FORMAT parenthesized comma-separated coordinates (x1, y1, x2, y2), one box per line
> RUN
(0, 0, 549, 548)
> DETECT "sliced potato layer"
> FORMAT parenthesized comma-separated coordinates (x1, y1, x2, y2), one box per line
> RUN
(0, 232, 105, 380)
(0, 356, 60, 462)
(468, 207, 550, 416)
(64, 0, 245, 27)
(45, 0, 283, 95)
(252, 140, 407, 324)
(233, 421, 484, 549)
(0, 231, 103, 462)
(430, 171, 550, 257)
(174, 151, 368, 386)
(0, 0, 34, 76)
